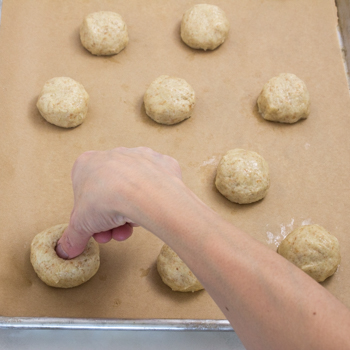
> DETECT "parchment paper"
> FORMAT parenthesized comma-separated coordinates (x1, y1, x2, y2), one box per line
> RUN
(0, 0, 349, 319)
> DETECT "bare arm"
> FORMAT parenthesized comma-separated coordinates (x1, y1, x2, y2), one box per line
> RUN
(57, 147, 350, 350)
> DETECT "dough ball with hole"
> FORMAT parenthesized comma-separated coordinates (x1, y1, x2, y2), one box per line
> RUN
(257, 73, 310, 123)
(30, 224, 100, 288)
(277, 224, 341, 282)
(36, 77, 89, 128)
(215, 149, 270, 204)
(181, 4, 230, 51)
(157, 244, 203, 292)
(80, 11, 129, 56)
(144, 75, 195, 125)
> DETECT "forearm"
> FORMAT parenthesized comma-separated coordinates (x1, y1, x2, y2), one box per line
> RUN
(133, 182, 350, 350)
(61, 147, 350, 349)
(195, 224, 350, 350)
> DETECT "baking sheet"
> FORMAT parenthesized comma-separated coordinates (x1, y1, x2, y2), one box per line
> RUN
(336, 0, 350, 79)
(0, 0, 349, 320)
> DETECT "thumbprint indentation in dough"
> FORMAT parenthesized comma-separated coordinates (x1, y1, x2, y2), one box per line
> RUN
(30, 224, 100, 288)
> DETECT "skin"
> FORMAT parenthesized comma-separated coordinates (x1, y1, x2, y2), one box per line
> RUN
(57, 147, 350, 350)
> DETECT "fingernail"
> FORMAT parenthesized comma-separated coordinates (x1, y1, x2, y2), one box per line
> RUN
(56, 243, 69, 259)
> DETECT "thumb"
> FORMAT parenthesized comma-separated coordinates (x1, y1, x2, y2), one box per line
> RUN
(56, 224, 91, 259)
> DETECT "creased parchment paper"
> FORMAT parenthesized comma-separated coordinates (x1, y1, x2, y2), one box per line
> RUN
(0, 0, 349, 319)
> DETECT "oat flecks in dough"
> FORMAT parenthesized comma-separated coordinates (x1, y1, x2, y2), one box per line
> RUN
(257, 73, 310, 123)
(277, 224, 341, 282)
(181, 4, 230, 51)
(80, 11, 129, 56)
(30, 224, 100, 288)
(215, 149, 270, 204)
(144, 75, 195, 125)
(36, 77, 89, 128)
(157, 244, 204, 292)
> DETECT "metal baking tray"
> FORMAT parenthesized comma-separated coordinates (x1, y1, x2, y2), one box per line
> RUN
(0, 0, 236, 346)
(0, 317, 232, 331)
(0, 1, 349, 349)
(0, 318, 241, 350)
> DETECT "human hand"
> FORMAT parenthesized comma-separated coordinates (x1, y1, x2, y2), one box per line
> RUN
(56, 147, 182, 259)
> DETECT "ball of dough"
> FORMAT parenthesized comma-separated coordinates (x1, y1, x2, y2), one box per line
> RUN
(30, 224, 100, 288)
(181, 4, 230, 51)
(215, 149, 270, 204)
(157, 244, 203, 292)
(144, 75, 195, 125)
(257, 73, 310, 123)
(80, 11, 129, 56)
(277, 224, 341, 282)
(36, 77, 89, 128)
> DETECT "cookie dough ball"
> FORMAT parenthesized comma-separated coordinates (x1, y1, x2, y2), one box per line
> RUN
(277, 225, 341, 282)
(257, 73, 310, 123)
(80, 11, 129, 56)
(30, 224, 100, 288)
(36, 77, 89, 128)
(215, 149, 270, 204)
(181, 4, 230, 51)
(144, 75, 195, 125)
(157, 244, 203, 292)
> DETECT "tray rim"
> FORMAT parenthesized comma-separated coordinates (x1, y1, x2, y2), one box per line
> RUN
(0, 316, 233, 332)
